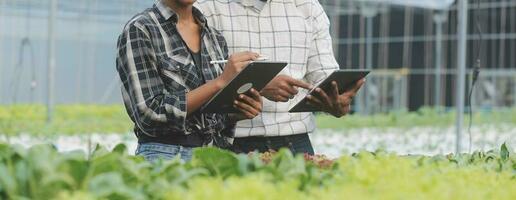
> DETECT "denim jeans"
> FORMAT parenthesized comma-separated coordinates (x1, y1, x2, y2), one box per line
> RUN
(135, 143, 194, 162)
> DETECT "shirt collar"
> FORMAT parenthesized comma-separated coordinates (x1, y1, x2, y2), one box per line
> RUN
(154, 0, 207, 25)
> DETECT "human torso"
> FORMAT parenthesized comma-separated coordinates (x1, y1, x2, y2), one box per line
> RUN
(197, 0, 319, 137)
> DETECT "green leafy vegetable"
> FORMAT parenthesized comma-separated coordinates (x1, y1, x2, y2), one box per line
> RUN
(0, 143, 514, 200)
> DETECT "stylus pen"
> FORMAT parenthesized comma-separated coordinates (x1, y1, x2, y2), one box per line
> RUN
(209, 56, 269, 65)
(209, 60, 229, 65)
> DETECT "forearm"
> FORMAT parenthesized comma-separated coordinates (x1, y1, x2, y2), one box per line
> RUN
(186, 77, 226, 115)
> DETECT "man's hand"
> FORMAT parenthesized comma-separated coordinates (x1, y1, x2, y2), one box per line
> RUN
(306, 78, 366, 118)
(260, 75, 312, 102)
(232, 88, 263, 120)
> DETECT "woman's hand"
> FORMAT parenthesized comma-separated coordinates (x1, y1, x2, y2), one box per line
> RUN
(216, 51, 260, 87)
(231, 88, 263, 120)
(186, 51, 259, 115)
(214, 51, 262, 120)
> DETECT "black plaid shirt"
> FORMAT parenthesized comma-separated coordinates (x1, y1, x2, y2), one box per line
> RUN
(116, 0, 233, 142)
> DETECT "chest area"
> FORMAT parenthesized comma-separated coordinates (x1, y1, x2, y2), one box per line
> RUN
(216, 4, 313, 57)
(148, 25, 223, 90)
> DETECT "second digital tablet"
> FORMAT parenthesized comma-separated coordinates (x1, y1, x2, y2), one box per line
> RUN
(289, 69, 370, 113)
(201, 61, 288, 113)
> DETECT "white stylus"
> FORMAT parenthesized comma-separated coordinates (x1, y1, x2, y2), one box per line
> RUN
(209, 56, 269, 65)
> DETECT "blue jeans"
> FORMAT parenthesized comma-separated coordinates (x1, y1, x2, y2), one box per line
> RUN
(135, 143, 194, 162)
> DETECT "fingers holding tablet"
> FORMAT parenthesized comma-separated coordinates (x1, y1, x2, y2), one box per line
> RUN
(289, 70, 370, 113)
(233, 88, 263, 119)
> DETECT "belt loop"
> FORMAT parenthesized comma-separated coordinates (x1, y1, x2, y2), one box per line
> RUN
(285, 136, 294, 153)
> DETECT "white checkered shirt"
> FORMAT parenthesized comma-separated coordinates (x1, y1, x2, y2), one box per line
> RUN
(196, 0, 339, 137)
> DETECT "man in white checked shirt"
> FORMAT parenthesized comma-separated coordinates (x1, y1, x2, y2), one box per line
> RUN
(196, 0, 365, 154)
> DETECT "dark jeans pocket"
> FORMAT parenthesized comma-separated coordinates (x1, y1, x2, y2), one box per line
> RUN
(290, 134, 315, 155)
(231, 138, 268, 154)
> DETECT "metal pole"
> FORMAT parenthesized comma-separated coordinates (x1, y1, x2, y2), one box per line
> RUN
(357, 16, 365, 113)
(47, 0, 57, 122)
(365, 16, 373, 114)
(0, 1, 3, 104)
(434, 12, 446, 110)
(513, 80, 516, 106)
(455, 0, 469, 154)
(435, 22, 442, 108)
(365, 16, 373, 69)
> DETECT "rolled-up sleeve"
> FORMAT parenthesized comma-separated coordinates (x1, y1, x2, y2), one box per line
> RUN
(304, 2, 339, 84)
(116, 22, 187, 133)
(212, 28, 236, 135)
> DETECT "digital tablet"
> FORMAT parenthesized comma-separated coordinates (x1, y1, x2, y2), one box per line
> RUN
(201, 61, 288, 113)
(289, 69, 370, 113)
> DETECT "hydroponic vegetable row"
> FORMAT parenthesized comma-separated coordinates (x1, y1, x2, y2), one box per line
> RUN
(1, 105, 515, 135)
(0, 143, 514, 200)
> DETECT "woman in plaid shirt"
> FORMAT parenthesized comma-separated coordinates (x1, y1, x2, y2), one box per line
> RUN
(116, 0, 263, 161)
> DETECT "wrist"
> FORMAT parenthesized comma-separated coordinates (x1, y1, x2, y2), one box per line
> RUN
(213, 77, 228, 90)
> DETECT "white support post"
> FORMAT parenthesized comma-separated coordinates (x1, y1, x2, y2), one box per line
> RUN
(455, 0, 469, 154)
(434, 11, 447, 110)
(47, 0, 57, 123)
